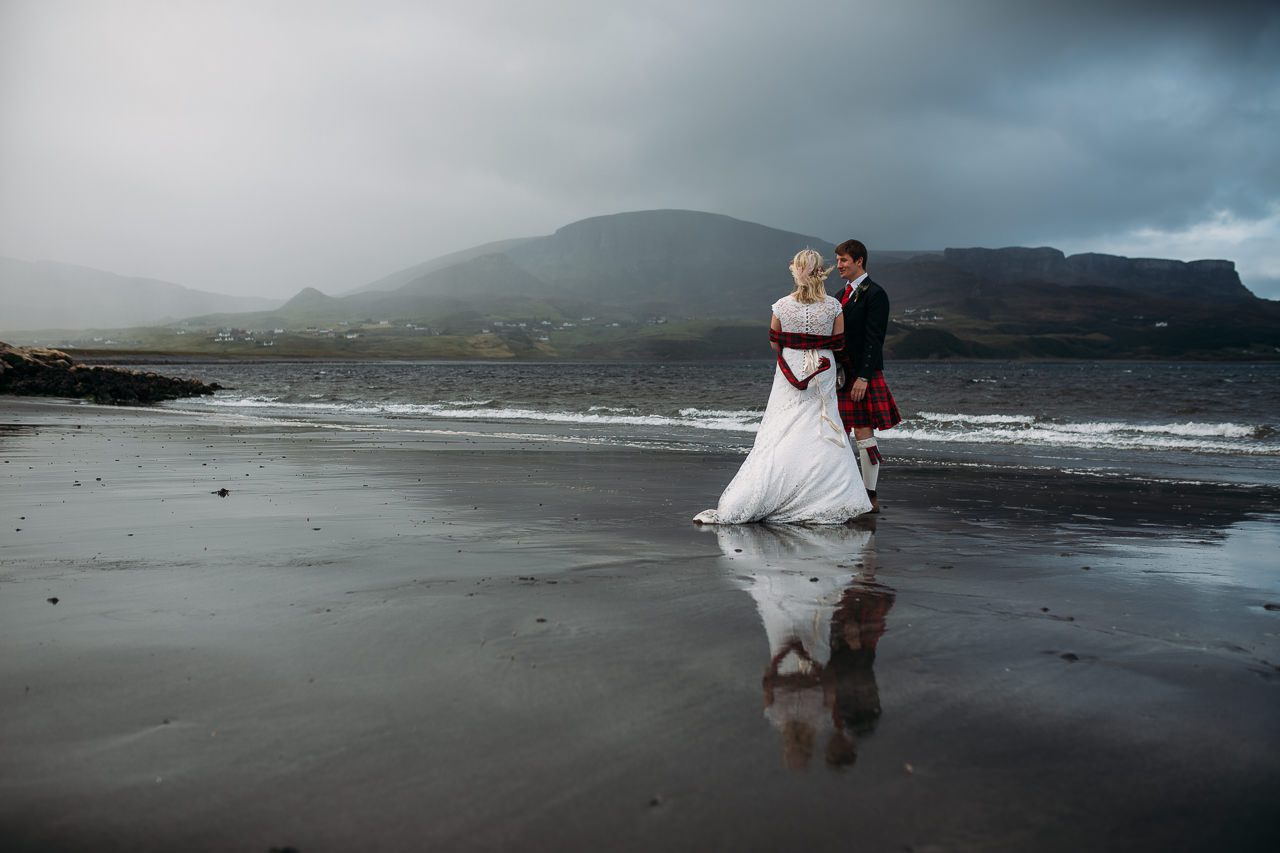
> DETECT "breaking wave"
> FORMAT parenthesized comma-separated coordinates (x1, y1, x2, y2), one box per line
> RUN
(192, 397, 1276, 455)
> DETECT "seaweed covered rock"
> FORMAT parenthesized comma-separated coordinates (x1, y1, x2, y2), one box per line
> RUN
(0, 342, 221, 404)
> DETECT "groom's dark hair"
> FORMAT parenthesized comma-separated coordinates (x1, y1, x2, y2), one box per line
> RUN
(835, 239, 868, 268)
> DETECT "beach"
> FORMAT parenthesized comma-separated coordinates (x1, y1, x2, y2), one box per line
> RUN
(2, 396, 1278, 852)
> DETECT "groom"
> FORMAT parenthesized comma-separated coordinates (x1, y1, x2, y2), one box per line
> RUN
(834, 239, 901, 513)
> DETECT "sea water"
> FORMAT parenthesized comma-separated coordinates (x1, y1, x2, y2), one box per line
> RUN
(151, 360, 1280, 487)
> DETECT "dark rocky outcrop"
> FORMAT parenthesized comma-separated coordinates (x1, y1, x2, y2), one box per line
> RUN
(0, 341, 221, 404)
(870, 246, 1280, 360)
(941, 247, 1252, 301)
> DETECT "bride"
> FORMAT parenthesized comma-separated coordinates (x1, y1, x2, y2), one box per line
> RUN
(695, 249, 872, 525)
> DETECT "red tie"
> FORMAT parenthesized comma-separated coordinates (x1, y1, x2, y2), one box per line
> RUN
(842, 283, 853, 305)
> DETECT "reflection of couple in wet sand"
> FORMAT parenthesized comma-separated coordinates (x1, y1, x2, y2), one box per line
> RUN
(695, 239, 901, 525)
(711, 523, 895, 771)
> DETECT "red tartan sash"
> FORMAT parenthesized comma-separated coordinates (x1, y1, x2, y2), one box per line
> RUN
(769, 330, 845, 389)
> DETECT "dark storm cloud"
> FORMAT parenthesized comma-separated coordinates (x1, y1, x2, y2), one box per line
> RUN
(1, 0, 1277, 299)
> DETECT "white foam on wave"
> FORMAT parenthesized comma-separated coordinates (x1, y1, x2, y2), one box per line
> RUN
(916, 411, 1035, 425)
(169, 407, 728, 454)
(679, 407, 762, 419)
(441, 399, 494, 408)
(194, 396, 1274, 454)
(427, 404, 760, 432)
(1047, 420, 1256, 439)
(890, 424, 1278, 455)
(207, 395, 280, 406)
(197, 395, 763, 432)
(915, 413, 1260, 436)
(204, 397, 395, 415)
(168, 402, 1278, 476)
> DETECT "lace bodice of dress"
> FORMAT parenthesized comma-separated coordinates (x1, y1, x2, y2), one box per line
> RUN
(772, 294, 841, 335)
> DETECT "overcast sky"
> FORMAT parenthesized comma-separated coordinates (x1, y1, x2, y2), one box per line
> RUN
(2, 0, 1277, 298)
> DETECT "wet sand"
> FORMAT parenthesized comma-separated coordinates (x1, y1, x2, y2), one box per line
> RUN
(2, 397, 1278, 852)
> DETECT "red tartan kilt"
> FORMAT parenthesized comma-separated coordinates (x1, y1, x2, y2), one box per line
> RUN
(839, 371, 902, 431)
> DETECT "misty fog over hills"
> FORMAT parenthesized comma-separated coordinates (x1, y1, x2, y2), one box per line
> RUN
(0, 256, 280, 333)
(340, 237, 539, 296)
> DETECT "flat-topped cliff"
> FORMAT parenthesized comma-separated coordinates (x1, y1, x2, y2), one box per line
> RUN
(941, 247, 1250, 300)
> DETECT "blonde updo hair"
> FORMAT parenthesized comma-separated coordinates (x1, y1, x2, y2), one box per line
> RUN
(789, 248, 831, 304)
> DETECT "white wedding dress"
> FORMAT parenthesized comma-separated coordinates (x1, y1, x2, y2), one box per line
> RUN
(695, 294, 872, 524)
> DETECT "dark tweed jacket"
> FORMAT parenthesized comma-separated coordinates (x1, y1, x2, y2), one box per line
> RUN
(836, 276, 889, 384)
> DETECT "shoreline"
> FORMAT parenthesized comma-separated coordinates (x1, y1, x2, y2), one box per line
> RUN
(2, 396, 1278, 851)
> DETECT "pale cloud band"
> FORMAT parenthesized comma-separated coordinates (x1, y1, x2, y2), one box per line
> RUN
(1056, 206, 1280, 296)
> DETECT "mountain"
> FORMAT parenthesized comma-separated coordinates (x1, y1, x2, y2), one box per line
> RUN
(0, 256, 281, 333)
(199, 210, 838, 330)
(341, 237, 538, 295)
(18, 211, 1277, 360)
(500, 209, 836, 317)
